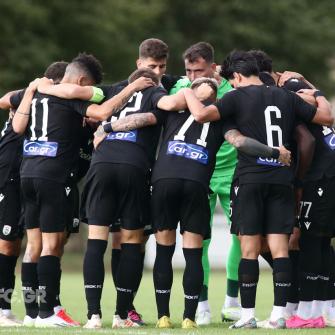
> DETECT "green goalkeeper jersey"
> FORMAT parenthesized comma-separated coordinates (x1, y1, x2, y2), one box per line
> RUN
(169, 77, 237, 178)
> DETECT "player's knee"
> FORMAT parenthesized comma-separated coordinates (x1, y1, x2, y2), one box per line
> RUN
(23, 242, 42, 262)
(155, 230, 176, 246)
(111, 231, 121, 249)
(0, 239, 20, 256)
(121, 229, 143, 243)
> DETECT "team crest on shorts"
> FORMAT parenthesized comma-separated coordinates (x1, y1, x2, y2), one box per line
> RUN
(317, 188, 323, 197)
(73, 218, 80, 228)
(0, 193, 4, 202)
(2, 225, 11, 236)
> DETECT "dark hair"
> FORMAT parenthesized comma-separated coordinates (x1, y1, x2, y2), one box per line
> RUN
(248, 49, 273, 73)
(283, 78, 311, 92)
(44, 61, 68, 83)
(183, 42, 214, 63)
(220, 50, 259, 80)
(128, 68, 159, 86)
(139, 38, 169, 60)
(71, 52, 103, 84)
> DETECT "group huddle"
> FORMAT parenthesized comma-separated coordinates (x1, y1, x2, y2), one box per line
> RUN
(0, 38, 334, 330)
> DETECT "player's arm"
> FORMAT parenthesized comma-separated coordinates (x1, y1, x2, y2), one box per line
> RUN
(224, 129, 291, 166)
(38, 80, 104, 102)
(182, 87, 221, 122)
(93, 112, 158, 148)
(294, 123, 315, 184)
(277, 71, 316, 89)
(301, 89, 333, 126)
(85, 77, 155, 121)
(0, 90, 21, 109)
(12, 79, 41, 134)
(156, 89, 187, 111)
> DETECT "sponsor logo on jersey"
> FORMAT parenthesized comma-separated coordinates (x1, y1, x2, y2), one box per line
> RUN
(2, 225, 11, 236)
(106, 130, 137, 143)
(323, 132, 335, 150)
(65, 187, 71, 196)
(304, 221, 311, 230)
(167, 140, 208, 165)
(256, 157, 284, 167)
(23, 140, 58, 157)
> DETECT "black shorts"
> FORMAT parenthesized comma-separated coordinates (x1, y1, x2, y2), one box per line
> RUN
(0, 178, 24, 241)
(299, 176, 335, 237)
(21, 178, 68, 233)
(64, 181, 80, 235)
(151, 179, 211, 239)
(84, 163, 150, 230)
(230, 181, 295, 235)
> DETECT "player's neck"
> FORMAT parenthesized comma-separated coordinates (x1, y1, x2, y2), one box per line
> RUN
(238, 76, 263, 87)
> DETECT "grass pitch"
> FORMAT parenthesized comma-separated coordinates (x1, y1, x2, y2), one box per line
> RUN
(2, 269, 334, 334)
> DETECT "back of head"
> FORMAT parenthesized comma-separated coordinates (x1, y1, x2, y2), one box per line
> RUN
(248, 49, 273, 73)
(183, 42, 214, 63)
(191, 77, 218, 93)
(128, 68, 159, 86)
(283, 78, 311, 92)
(65, 52, 103, 84)
(220, 50, 259, 80)
(44, 61, 68, 84)
(139, 38, 169, 60)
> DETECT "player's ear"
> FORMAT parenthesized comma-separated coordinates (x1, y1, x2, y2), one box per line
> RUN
(136, 59, 141, 69)
(211, 63, 217, 72)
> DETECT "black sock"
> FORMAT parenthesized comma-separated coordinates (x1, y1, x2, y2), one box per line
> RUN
(299, 234, 321, 302)
(329, 247, 335, 301)
(183, 248, 203, 321)
(129, 251, 145, 311)
(115, 243, 142, 319)
(273, 257, 292, 307)
(111, 249, 121, 288)
(319, 238, 332, 302)
(38, 256, 60, 318)
(288, 250, 299, 304)
(239, 258, 259, 308)
(227, 279, 239, 298)
(153, 243, 175, 319)
(261, 252, 273, 268)
(0, 254, 18, 310)
(54, 268, 62, 308)
(21, 262, 39, 318)
(199, 285, 208, 302)
(83, 239, 107, 319)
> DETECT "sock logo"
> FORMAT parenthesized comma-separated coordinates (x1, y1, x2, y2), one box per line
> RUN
(84, 284, 102, 289)
(184, 294, 199, 300)
(116, 287, 132, 293)
(155, 289, 171, 294)
(0, 193, 4, 202)
(317, 188, 323, 196)
(2, 225, 11, 236)
(304, 221, 311, 230)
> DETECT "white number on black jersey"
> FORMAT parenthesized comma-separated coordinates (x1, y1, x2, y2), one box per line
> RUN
(264, 106, 283, 147)
(174, 114, 210, 147)
(30, 98, 49, 141)
(110, 92, 143, 122)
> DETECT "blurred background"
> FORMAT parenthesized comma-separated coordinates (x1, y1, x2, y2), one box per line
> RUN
(0, 0, 334, 268)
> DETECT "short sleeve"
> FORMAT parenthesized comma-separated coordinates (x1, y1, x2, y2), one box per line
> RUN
(10, 89, 25, 109)
(69, 99, 94, 117)
(291, 92, 317, 123)
(151, 86, 168, 108)
(214, 90, 237, 120)
(151, 108, 167, 125)
(222, 118, 238, 136)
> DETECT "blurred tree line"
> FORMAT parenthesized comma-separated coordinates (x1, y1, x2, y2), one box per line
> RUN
(0, 0, 334, 119)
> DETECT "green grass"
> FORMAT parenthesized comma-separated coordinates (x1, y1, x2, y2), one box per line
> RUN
(2, 270, 334, 334)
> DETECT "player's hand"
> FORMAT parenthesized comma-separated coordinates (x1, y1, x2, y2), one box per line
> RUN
(297, 88, 317, 96)
(277, 71, 304, 87)
(28, 78, 42, 92)
(193, 83, 215, 102)
(37, 77, 54, 93)
(130, 77, 155, 92)
(278, 145, 291, 166)
(93, 125, 107, 149)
